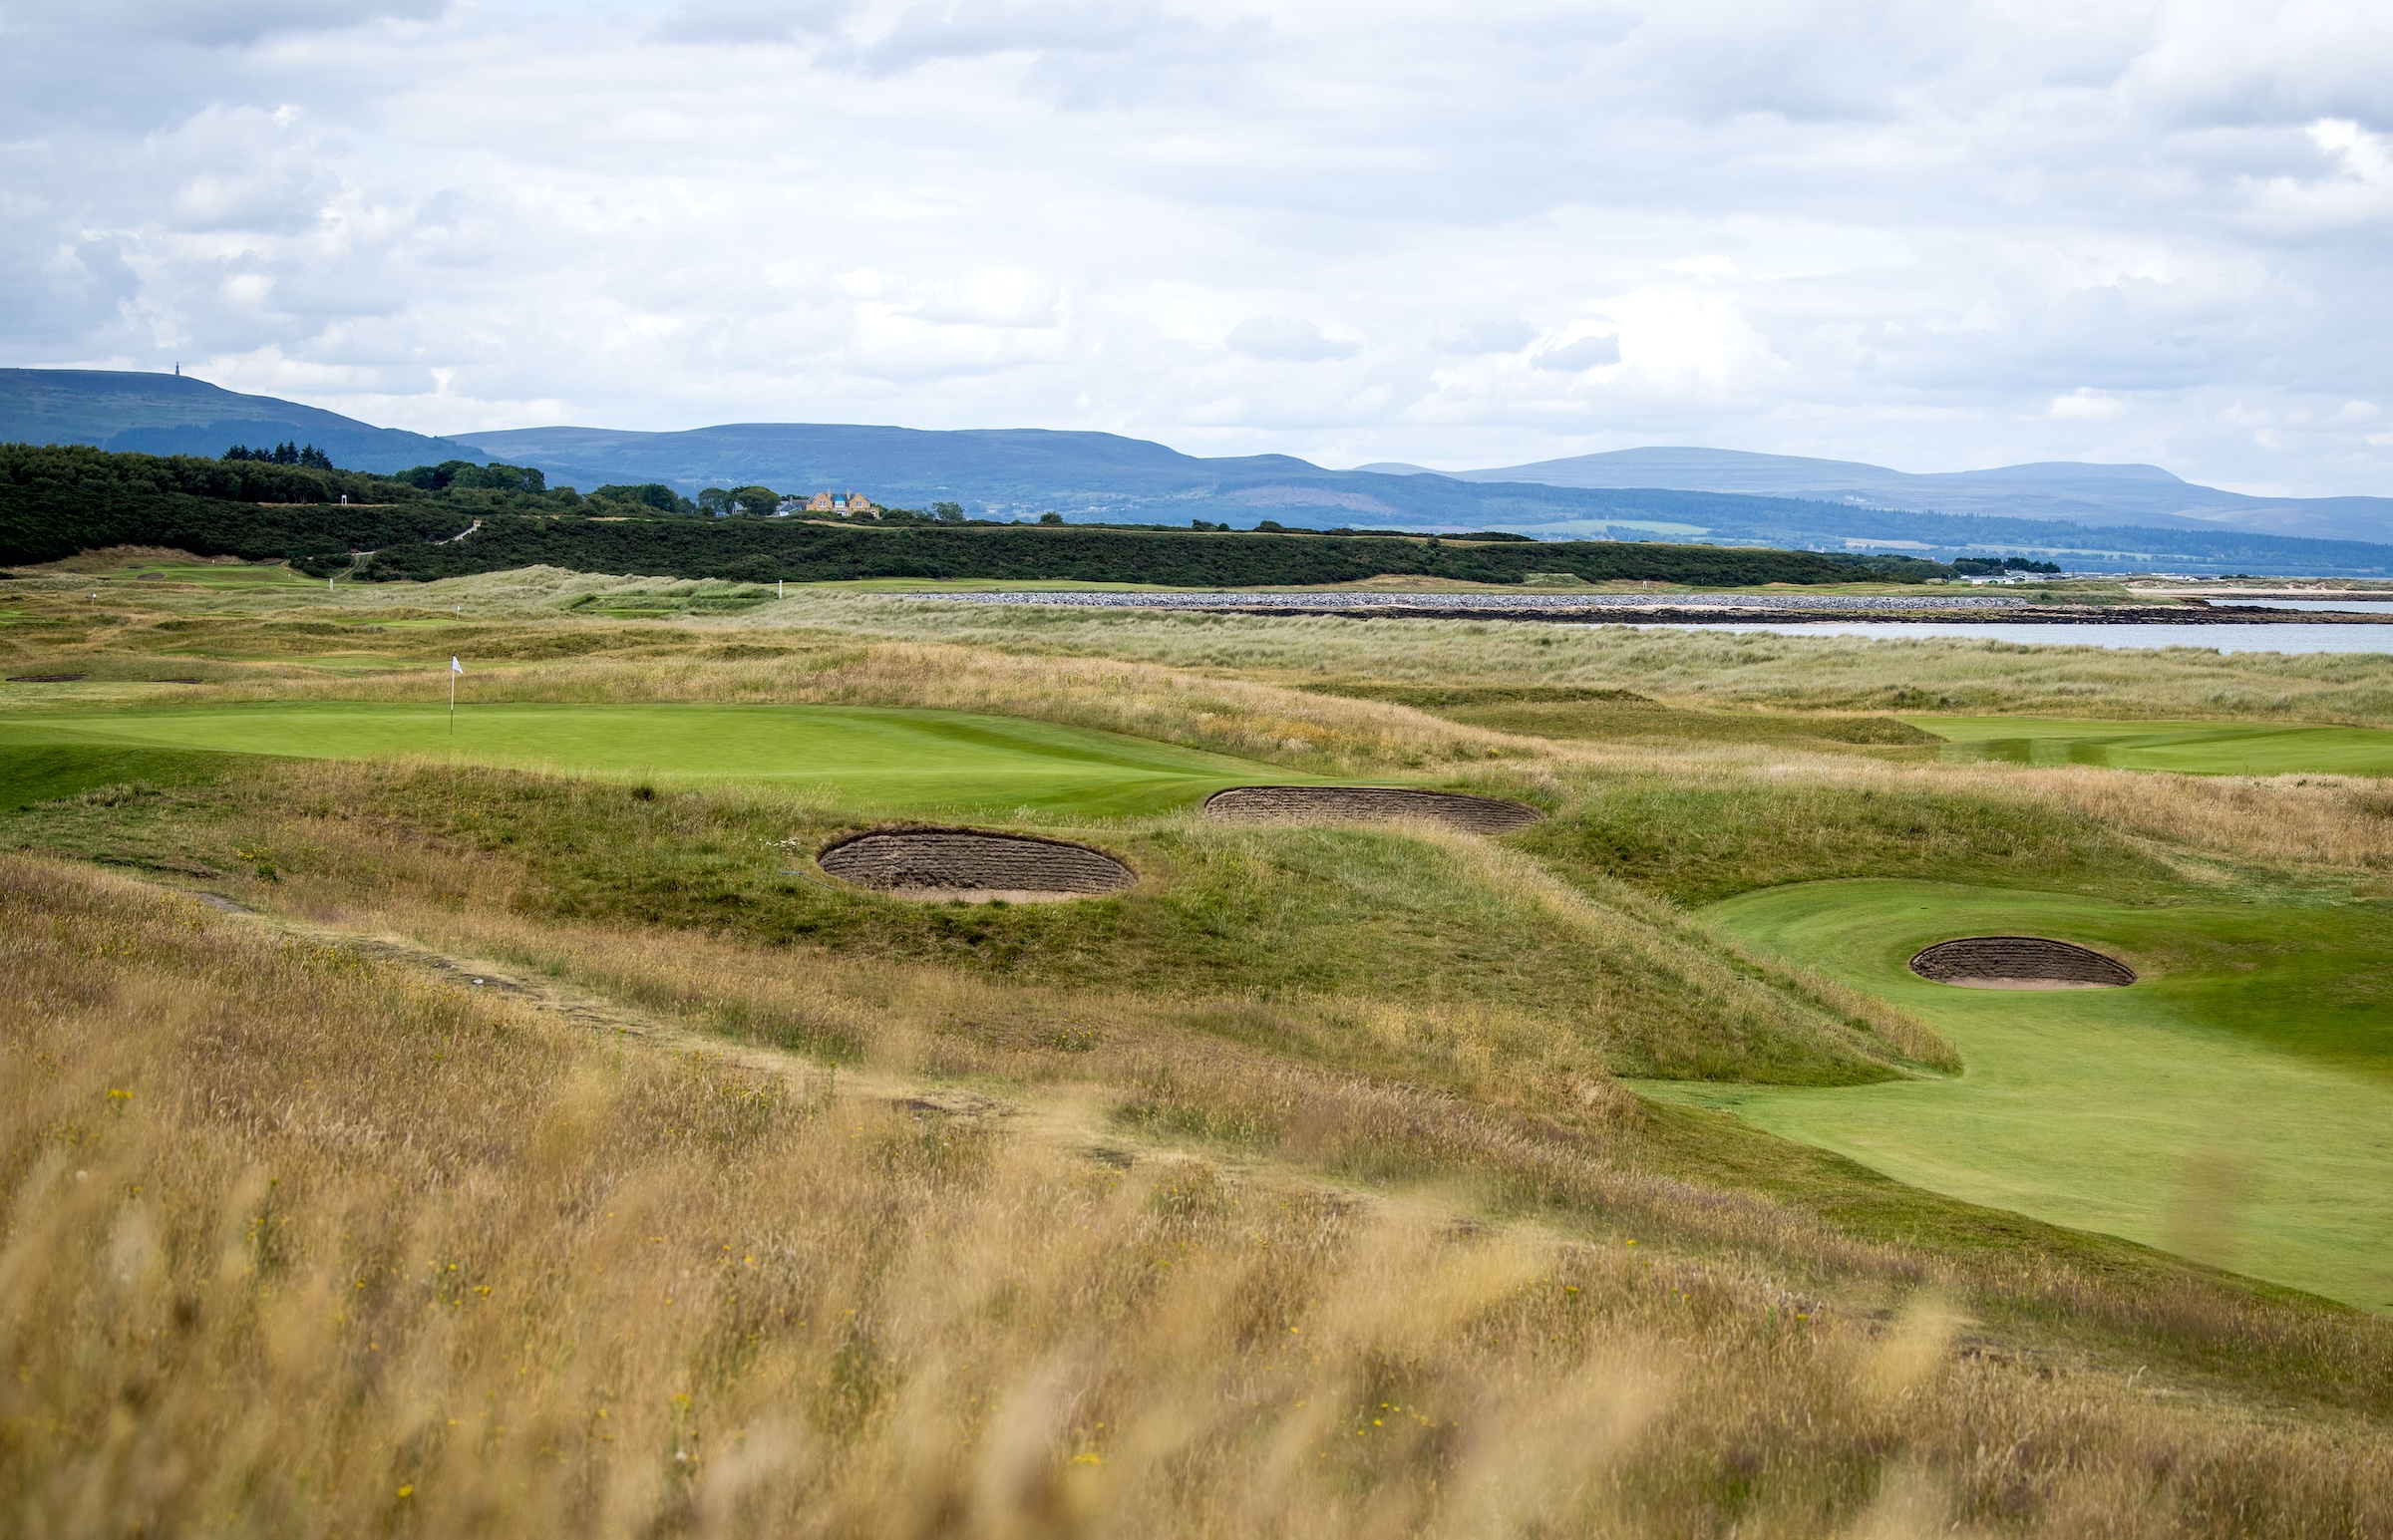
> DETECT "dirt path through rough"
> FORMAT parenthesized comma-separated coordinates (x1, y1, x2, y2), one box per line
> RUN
(170, 885, 1319, 1198)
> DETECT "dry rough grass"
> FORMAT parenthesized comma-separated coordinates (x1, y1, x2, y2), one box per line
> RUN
(1716, 751, 2393, 874)
(8, 855, 2393, 1539)
(1485, 742, 2393, 877)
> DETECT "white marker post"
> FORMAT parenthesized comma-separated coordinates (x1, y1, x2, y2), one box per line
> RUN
(451, 656, 463, 735)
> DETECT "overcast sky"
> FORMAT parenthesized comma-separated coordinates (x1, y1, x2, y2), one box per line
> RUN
(4, 1, 2391, 493)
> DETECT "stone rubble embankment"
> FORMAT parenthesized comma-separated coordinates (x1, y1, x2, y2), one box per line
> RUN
(901, 591, 2393, 626)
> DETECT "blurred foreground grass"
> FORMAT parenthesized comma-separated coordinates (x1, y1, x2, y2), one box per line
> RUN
(8, 855, 2393, 1539)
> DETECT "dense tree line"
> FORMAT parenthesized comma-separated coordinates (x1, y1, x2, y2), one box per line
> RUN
(0, 445, 716, 566)
(1951, 555, 2064, 575)
(395, 459, 549, 495)
(352, 514, 1942, 586)
(223, 442, 336, 468)
(0, 444, 469, 565)
(1, 442, 1949, 584)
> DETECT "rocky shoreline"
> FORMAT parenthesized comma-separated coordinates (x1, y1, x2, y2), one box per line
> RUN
(1225, 603, 2393, 625)
(917, 591, 2393, 626)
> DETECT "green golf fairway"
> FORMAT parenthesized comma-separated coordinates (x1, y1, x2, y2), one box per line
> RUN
(1907, 715, 2393, 776)
(1666, 880, 2393, 1310)
(0, 702, 1287, 817)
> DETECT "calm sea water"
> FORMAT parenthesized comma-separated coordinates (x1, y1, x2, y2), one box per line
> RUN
(1621, 621, 2393, 655)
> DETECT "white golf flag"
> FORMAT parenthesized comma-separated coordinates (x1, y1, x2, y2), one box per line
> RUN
(452, 656, 464, 673)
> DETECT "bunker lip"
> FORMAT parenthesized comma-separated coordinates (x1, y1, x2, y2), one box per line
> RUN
(1909, 935, 2136, 990)
(860, 886, 1100, 905)
(818, 825, 1136, 902)
(1201, 785, 1543, 832)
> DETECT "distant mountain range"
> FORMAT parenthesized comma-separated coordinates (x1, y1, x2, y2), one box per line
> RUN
(1358, 447, 2393, 544)
(8, 368, 2393, 575)
(0, 369, 486, 473)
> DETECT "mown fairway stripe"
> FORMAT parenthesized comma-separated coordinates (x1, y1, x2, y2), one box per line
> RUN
(0, 702, 1289, 817)
(1906, 715, 2393, 776)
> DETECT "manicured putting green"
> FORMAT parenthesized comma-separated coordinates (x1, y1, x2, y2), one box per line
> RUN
(1656, 879, 2393, 1310)
(76, 561, 319, 590)
(0, 702, 1287, 817)
(1907, 715, 2393, 776)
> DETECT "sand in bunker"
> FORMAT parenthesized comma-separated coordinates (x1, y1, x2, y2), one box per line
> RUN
(1909, 936, 2136, 990)
(818, 828, 1136, 902)
(1202, 785, 1542, 832)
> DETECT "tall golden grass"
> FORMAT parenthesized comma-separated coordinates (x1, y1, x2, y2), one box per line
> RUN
(8, 854, 2393, 1538)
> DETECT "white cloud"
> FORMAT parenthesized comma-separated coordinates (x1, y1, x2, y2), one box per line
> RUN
(0, 0, 2390, 492)
(2049, 388, 2131, 422)
(1225, 316, 1358, 362)
(1435, 319, 1536, 356)
(2309, 119, 2392, 181)
(1608, 290, 1780, 386)
(1529, 333, 1619, 372)
(651, 0, 857, 44)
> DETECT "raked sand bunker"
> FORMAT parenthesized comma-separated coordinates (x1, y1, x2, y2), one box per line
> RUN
(1908, 935, 2137, 990)
(818, 827, 1136, 902)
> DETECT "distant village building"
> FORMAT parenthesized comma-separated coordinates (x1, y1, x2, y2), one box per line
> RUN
(804, 491, 878, 517)
(847, 493, 877, 516)
(807, 492, 836, 513)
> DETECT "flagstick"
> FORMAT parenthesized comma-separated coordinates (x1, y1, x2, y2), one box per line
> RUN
(450, 667, 456, 735)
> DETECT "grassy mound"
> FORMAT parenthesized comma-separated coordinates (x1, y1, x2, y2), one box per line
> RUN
(5, 754, 1922, 1086)
(1201, 783, 1543, 830)
(1517, 773, 2179, 906)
